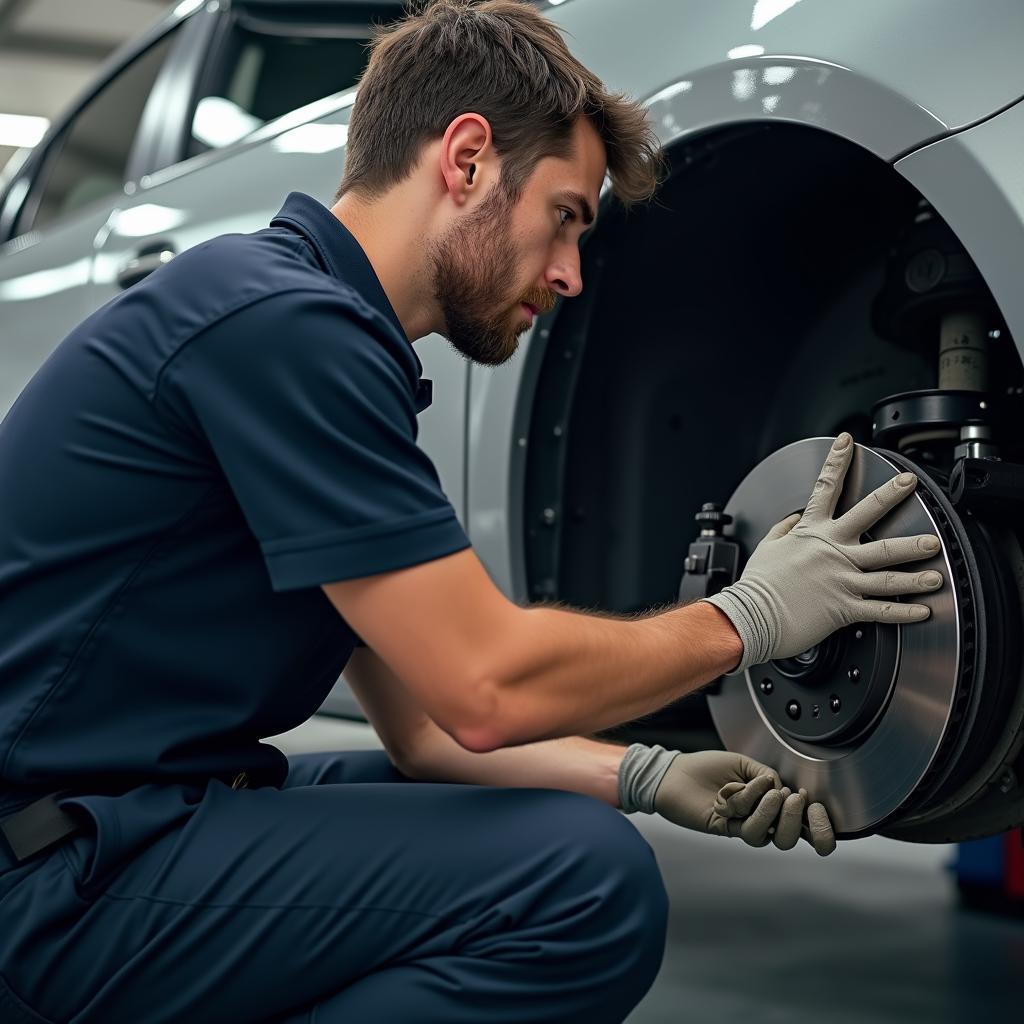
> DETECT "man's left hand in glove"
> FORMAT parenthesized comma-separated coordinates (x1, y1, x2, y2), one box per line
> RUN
(618, 743, 837, 856)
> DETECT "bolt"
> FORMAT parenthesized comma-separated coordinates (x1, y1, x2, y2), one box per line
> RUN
(795, 646, 819, 665)
(786, 700, 801, 721)
(760, 679, 774, 695)
(517, 437, 527, 448)
(541, 507, 557, 526)
(552, 425, 563, 438)
(997, 769, 1017, 794)
(854, 629, 864, 641)
(848, 667, 861, 681)
(830, 695, 842, 714)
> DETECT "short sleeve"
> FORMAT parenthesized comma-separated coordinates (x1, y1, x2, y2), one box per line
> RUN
(157, 289, 470, 591)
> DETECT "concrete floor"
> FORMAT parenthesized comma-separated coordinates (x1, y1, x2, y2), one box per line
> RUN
(626, 815, 1023, 1024)
(269, 717, 1024, 1024)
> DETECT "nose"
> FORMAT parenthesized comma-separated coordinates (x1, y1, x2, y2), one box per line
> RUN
(546, 249, 583, 299)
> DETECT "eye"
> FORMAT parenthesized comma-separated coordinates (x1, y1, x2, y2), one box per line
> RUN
(557, 207, 575, 229)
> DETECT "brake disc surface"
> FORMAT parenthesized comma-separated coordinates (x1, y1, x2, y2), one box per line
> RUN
(706, 437, 965, 836)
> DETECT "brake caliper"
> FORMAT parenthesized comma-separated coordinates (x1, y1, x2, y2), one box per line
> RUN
(677, 502, 740, 604)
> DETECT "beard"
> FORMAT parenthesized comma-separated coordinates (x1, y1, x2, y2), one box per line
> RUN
(429, 185, 555, 367)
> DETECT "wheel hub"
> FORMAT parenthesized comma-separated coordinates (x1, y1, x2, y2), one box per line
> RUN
(758, 621, 899, 745)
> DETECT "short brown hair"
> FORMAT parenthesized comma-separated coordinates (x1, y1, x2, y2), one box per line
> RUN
(336, 0, 663, 207)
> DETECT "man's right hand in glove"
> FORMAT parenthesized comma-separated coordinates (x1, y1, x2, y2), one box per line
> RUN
(704, 432, 945, 674)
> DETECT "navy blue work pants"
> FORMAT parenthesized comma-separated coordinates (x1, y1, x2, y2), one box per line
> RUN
(0, 750, 669, 1022)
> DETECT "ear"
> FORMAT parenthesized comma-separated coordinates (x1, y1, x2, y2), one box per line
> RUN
(439, 113, 493, 206)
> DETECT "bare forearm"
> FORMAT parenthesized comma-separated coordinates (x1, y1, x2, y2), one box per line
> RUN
(405, 723, 627, 808)
(466, 599, 741, 751)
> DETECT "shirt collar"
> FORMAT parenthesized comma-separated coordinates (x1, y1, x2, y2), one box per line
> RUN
(269, 193, 431, 411)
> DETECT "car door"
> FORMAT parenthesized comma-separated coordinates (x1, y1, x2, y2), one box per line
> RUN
(0, 14, 194, 420)
(86, 0, 405, 319)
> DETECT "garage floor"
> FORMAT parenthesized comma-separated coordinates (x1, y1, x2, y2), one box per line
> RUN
(270, 718, 1024, 1024)
(626, 814, 1023, 1024)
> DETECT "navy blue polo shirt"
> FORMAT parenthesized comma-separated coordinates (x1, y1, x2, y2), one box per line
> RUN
(0, 192, 470, 870)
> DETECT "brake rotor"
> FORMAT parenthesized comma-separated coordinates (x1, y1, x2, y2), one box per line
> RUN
(706, 437, 972, 836)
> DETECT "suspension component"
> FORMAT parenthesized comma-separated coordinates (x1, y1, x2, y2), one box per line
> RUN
(677, 503, 739, 603)
(950, 457, 1024, 521)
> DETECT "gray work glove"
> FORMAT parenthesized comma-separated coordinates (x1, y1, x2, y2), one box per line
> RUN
(618, 743, 836, 856)
(704, 432, 944, 674)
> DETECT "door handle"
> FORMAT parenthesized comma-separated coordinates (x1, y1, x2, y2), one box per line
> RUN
(116, 247, 176, 290)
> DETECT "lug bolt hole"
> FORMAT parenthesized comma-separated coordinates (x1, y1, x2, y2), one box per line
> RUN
(848, 666, 861, 682)
(830, 695, 842, 714)
(760, 679, 774, 695)
(786, 700, 801, 721)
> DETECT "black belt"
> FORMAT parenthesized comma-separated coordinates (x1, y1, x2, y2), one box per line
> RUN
(0, 772, 251, 865)
(0, 791, 82, 864)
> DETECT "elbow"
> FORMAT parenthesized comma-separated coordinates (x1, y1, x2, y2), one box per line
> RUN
(453, 724, 502, 754)
(451, 677, 507, 753)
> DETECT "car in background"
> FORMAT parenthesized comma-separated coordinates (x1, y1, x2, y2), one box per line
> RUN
(3, 0, 1024, 846)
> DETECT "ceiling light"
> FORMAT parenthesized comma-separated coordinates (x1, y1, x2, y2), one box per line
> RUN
(0, 114, 49, 149)
(727, 44, 766, 59)
(272, 123, 348, 155)
(173, 0, 205, 18)
(751, 0, 804, 31)
(191, 97, 262, 149)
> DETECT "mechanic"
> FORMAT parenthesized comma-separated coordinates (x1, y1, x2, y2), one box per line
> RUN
(0, 1, 946, 1022)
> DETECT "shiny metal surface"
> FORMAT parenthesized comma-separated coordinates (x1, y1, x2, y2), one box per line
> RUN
(554, 0, 1024, 143)
(640, 58, 940, 167)
(706, 437, 960, 835)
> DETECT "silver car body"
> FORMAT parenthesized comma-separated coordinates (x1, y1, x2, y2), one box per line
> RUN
(2, 0, 1024, 812)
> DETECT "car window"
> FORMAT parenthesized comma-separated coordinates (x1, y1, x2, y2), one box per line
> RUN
(187, 21, 376, 156)
(25, 27, 180, 235)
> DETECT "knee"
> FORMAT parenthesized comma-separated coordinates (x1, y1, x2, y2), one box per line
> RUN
(545, 794, 669, 1007)
(549, 793, 669, 944)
